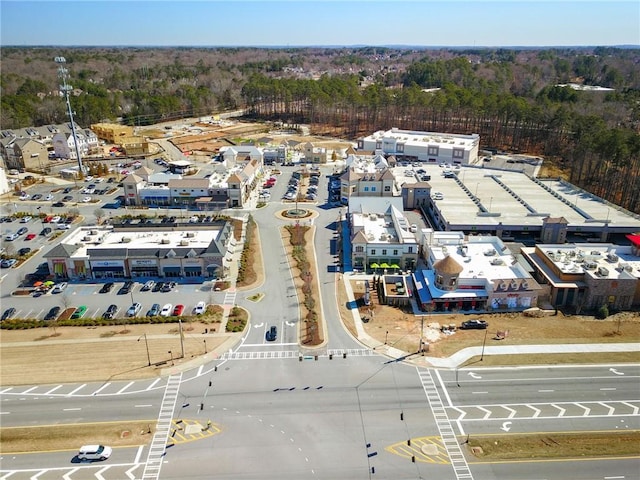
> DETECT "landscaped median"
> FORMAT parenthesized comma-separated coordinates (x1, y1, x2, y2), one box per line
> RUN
(466, 431, 640, 461)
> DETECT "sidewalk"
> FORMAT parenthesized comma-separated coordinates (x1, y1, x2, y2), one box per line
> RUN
(340, 272, 640, 369)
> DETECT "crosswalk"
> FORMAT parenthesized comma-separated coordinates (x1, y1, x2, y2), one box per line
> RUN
(418, 368, 473, 480)
(219, 348, 375, 360)
(0, 377, 166, 397)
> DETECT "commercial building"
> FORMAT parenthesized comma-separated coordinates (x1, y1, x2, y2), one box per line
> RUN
(521, 236, 640, 310)
(412, 231, 541, 313)
(43, 222, 234, 281)
(349, 204, 419, 273)
(358, 128, 480, 165)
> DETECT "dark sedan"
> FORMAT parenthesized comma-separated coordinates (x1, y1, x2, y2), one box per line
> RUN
(44, 306, 61, 321)
(460, 319, 489, 330)
(99, 282, 114, 293)
(2, 308, 16, 321)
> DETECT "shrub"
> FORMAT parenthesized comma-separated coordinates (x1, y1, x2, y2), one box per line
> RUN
(596, 304, 609, 320)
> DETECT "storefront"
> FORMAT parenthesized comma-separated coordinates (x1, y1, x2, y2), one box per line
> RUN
(162, 266, 182, 278)
(129, 259, 159, 278)
(183, 263, 203, 277)
(91, 260, 126, 279)
(52, 260, 68, 279)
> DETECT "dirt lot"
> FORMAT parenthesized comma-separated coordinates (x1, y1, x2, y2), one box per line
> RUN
(0, 322, 234, 386)
(343, 277, 640, 362)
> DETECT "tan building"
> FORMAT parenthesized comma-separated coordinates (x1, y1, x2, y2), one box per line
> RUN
(90, 123, 134, 143)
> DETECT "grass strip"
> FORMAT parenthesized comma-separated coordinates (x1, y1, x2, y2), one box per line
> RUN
(0, 421, 154, 453)
(467, 431, 640, 460)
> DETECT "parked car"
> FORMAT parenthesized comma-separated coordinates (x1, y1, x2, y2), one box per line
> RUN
(31, 194, 43, 201)
(126, 302, 142, 317)
(460, 319, 489, 330)
(1, 258, 17, 268)
(20, 216, 32, 223)
(71, 306, 88, 319)
(147, 303, 161, 317)
(5, 232, 19, 241)
(44, 306, 61, 321)
(50, 216, 61, 223)
(18, 247, 31, 256)
(160, 304, 173, 317)
(193, 301, 206, 315)
(45, 193, 54, 201)
(57, 223, 71, 230)
(102, 304, 118, 319)
(141, 280, 155, 291)
(152, 282, 164, 292)
(161, 282, 175, 292)
(99, 282, 114, 293)
(77, 445, 112, 462)
(1, 308, 16, 321)
(82, 196, 92, 203)
(25, 233, 36, 240)
(63, 195, 73, 201)
(266, 325, 278, 342)
(16, 227, 28, 236)
(52, 202, 65, 207)
(40, 227, 52, 236)
(119, 281, 134, 294)
(172, 304, 184, 316)
(52, 282, 68, 293)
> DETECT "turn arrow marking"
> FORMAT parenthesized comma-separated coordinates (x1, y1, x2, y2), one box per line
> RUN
(468, 372, 482, 379)
(254, 323, 264, 328)
(500, 421, 512, 432)
(609, 368, 624, 376)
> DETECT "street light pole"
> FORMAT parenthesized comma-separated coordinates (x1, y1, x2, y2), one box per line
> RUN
(138, 333, 151, 367)
(480, 328, 488, 361)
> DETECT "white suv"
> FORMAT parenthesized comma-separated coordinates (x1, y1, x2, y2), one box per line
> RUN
(77, 444, 112, 461)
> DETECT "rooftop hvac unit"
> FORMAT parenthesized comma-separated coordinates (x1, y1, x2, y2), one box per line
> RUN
(521, 281, 529, 289)
(185, 232, 195, 238)
(584, 261, 597, 270)
(597, 266, 609, 277)
(606, 253, 618, 262)
(121, 237, 131, 243)
(160, 238, 170, 244)
(499, 282, 508, 291)
(179, 240, 189, 246)
(510, 280, 519, 289)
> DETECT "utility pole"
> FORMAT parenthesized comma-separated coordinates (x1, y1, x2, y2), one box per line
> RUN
(178, 319, 185, 359)
(55, 56, 84, 175)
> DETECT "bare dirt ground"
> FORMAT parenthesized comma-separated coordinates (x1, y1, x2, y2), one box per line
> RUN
(342, 278, 640, 362)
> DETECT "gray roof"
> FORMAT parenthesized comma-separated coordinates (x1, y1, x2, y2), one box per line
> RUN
(44, 243, 80, 258)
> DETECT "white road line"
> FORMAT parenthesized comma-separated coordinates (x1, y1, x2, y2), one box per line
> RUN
(621, 401, 639, 415)
(67, 384, 86, 396)
(135, 404, 152, 408)
(0, 411, 10, 415)
(434, 369, 453, 407)
(197, 364, 204, 376)
(551, 404, 566, 417)
(126, 465, 138, 480)
(117, 382, 134, 394)
(146, 378, 161, 390)
(600, 387, 616, 391)
(91, 382, 111, 395)
(134, 445, 144, 464)
(575, 403, 591, 416)
(455, 419, 466, 436)
(449, 406, 467, 421)
(95, 465, 109, 480)
(21, 386, 37, 394)
(62, 467, 79, 480)
(599, 402, 616, 416)
(528, 405, 541, 418)
(0, 387, 14, 394)
(503, 406, 517, 419)
(44, 385, 63, 395)
(538, 389, 554, 393)
(477, 406, 493, 420)
(604, 476, 625, 479)
(63, 408, 81, 411)
(472, 391, 488, 394)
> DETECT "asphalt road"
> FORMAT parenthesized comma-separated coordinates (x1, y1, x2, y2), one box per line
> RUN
(1, 165, 639, 480)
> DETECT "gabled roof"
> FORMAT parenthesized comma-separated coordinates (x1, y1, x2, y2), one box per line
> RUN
(122, 173, 143, 184)
(44, 243, 80, 258)
(351, 230, 369, 243)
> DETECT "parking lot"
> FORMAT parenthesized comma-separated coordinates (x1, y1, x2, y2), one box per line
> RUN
(3, 278, 223, 323)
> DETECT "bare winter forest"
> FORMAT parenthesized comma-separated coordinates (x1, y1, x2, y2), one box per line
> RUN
(1, 46, 639, 212)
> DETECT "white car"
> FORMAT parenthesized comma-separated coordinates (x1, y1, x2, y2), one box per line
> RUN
(126, 302, 142, 317)
(82, 196, 92, 203)
(50, 216, 61, 223)
(45, 194, 54, 201)
(77, 444, 112, 461)
(94, 178, 104, 183)
(19, 194, 30, 201)
(194, 301, 206, 315)
(160, 303, 173, 317)
(20, 216, 32, 223)
(52, 282, 68, 293)
(57, 223, 71, 230)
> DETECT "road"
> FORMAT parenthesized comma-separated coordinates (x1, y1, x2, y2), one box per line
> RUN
(1, 165, 639, 480)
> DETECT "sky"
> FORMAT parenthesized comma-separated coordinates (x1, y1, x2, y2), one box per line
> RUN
(1, 1, 639, 48)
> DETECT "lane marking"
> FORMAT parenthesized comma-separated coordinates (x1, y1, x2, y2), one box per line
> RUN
(67, 384, 86, 396)
(472, 391, 488, 394)
(91, 382, 111, 395)
(600, 388, 616, 391)
(63, 408, 81, 411)
(434, 369, 453, 408)
(146, 378, 161, 390)
(135, 404, 152, 408)
(117, 382, 134, 394)
(538, 389, 554, 393)
(44, 385, 63, 395)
